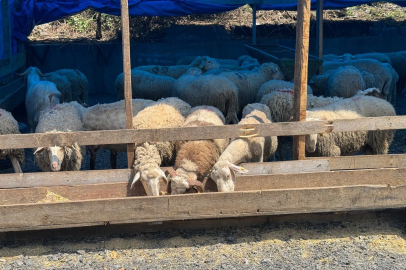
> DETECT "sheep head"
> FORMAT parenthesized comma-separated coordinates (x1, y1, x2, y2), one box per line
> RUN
(34, 145, 76, 171)
(201, 57, 220, 71)
(130, 143, 167, 196)
(165, 168, 204, 195)
(304, 116, 327, 153)
(260, 63, 285, 81)
(211, 161, 248, 192)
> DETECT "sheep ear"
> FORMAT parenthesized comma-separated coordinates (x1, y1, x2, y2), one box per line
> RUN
(228, 162, 249, 174)
(33, 147, 45, 154)
(160, 169, 168, 184)
(130, 171, 141, 189)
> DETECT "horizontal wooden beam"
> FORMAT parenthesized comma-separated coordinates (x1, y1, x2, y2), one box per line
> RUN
(1, 182, 406, 232)
(0, 52, 26, 78)
(308, 154, 406, 171)
(0, 116, 405, 150)
(241, 159, 330, 174)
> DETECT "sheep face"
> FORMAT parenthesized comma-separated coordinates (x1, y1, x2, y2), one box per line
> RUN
(261, 63, 285, 81)
(131, 168, 167, 196)
(211, 162, 248, 192)
(169, 175, 190, 194)
(186, 68, 203, 76)
(34, 146, 65, 171)
(305, 134, 318, 153)
(202, 57, 220, 70)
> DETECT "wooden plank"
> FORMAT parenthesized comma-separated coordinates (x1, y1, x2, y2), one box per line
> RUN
(316, 0, 323, 75)
(0, 52, 26, 77)
(1, 184, 406, 232)
(1, 0, 11, 58)
(0, 78, 26, 111)
(120, 0, 135, 168)
(240, 159, 330, 174)
(1, 115, 405, 150)
(308, 154, 406, 171)
(2, 167, 406, 196)
(251, 4, 257, 45)
(292, 0, 311, 160)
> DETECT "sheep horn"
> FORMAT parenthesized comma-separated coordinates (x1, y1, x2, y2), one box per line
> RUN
(15, 68, 32, 76)
(187, 179, 204, 193)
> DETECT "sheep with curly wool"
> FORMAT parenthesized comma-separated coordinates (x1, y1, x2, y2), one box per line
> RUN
(34, 102, 86, 172)
(214, 63, 285, 112)
(166, 106, 228, 194)
(19, 67, 62, 132)
(211, 103, 278, 192)
(156, 97, 191, 117)
(135, 56, 220, 79)
(130, 103, 185, 196)
(42, 69, 89, 105)
(255, 80, 313, 102)
(115, 69, 176, 101)
(0, 108, 25, 172)
(83, 99, 155, 169)
(326, 65, 367, 98)
(173, 67, 239, 124)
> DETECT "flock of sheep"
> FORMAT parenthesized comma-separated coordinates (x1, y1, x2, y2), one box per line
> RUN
(0, 50, 403, 196)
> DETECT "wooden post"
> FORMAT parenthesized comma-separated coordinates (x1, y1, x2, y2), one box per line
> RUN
(120, 0, 135, 168)
(292, 0, 311, 160)
(1, 0, 11, 58)
(316, 0, 323, 74)
(252, 4, 257, 44)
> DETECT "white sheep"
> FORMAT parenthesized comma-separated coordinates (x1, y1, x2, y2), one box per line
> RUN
(326, 65, 367, 98)
(130, 103, 185, 196)
(215, 63, 285, 112)
(83, 98, 154, 169)
(211, 103, 278, 192)
(167, 106, 229, 194)
(42, 69, 89, 105)
(0, 108, 25, 173)
(305, 99, 395, 157)
(156, 97, 191, 117)
(256, 80, 313, 102)
(34, 102, 86, 172)
(19, 67, 62, 132)
(173, 67, 239, 124)
(135, 56, 220, 79)
(115, 70, 175, 101)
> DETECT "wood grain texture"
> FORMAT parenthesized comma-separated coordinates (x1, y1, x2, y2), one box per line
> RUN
(1, 116, 405, 150)
(0, 183, 405, 232)
(292, 0, 311, 160)
(240, 159, 330, 174)
(120, 0, 135, 167)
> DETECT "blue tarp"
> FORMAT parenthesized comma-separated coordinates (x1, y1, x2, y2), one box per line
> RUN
(1, 0, 406, 58)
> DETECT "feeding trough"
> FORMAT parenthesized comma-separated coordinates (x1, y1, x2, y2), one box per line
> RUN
(244, 44, 324, 81)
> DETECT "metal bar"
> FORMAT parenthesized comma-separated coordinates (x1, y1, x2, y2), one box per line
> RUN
(292, 0, 311, 160)
(119, 0, 135, 168)
(252, 4, 257, 44)
(316, 0, 323, 74)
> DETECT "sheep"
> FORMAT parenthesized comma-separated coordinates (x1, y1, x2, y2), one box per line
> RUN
(156, 97, 191, 117)
(382, 63, 399, 105)
(211, 103, 278, 192)
(326, 66, 366, 98)
(34, 102, 86, 172)
(352, 53, 392, 64)
(0, 108, 25, 173)
(385, 52, 406, 95)
(166, 106, 229, 194)
(135, 56, 220, 79)
(255, 80, 313, 102)
(115, 70, 176, 101)
(305, 98, 395, 157)
(130, 103, 185, 196)
(18, 67, 62, 132)
(173, 67, 239, 124)
(322, 59, 393, 101)
(214, 63, 285, 112)
(83, 98, 154, 169)
(42, 69, 89, 105)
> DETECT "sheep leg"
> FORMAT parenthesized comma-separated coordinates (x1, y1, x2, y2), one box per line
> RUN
(10, 157, 22, 173)
(110, 150, 117, 169)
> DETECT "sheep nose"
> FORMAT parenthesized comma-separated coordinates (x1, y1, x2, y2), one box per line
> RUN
(52, 161, 60, 171)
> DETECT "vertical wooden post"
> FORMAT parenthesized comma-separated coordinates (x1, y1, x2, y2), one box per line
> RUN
(252, 4, 257, 44)
(316, 0, 323, 74)
(1, 0, 11, 58)
(292, 0, 311, 160)
(120, 0, 135, 168)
